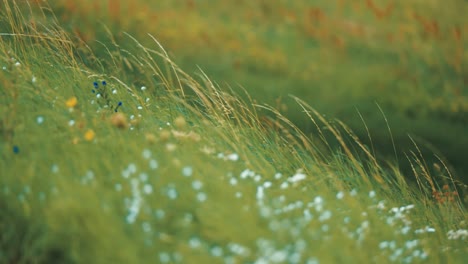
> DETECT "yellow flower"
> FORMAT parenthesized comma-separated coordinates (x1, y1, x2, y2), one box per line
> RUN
(66, 96, 77, 108)
(84, 129, 95, 141)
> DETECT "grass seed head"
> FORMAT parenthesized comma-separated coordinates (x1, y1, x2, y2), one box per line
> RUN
(174, 116, 187, 130)
(145, 133, 157, 144)
(160, 129, 171, 141)
(111, 112, 128, 129)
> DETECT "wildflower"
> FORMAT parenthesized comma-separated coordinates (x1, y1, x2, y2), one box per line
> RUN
(229, 178, 238, 185)
(114, 101, 122, 112)
(447, 229, 468, 240)
(139, 173, 148, 182)
(289, 171, 306, 183)
(141, 86, 147, 91)
(336, 191, 345, 199)
(84, 129, 95, 141)
(93, 81, 98, 88)
(379, 241, 389, 249)
(210, 246, 223, 257)
(182, 166, 193, 177)
(149, 159, 158, 170)
(240, 169, 255, 179)
(36, 116, 44, 124)
(143, 184, 153, 195)
(192, 180, 203, 190)
(319, 210, 332, 222)
(226, 153, 239, 161)
(197, 192, 207, 202)
(111, 112, 128, 129)
(256, 186, 265, 200)
(142, 149, 151, 159)
(12, 145, 19, 154)
(166, 187, 178, 199)
(189, 237, 201, 248)
(65, 96, 77, 108)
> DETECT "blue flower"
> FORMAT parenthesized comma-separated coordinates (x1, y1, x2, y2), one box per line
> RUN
(13, 145, 19, 154)
(93, 81, 99, 88)
(115, 101, 123, 112)
(102, 80, 107, 85)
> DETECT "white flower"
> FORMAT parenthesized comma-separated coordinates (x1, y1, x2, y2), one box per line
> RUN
(192, 180, 203, 190)
(36, 116, 44, 124)
(336, 191, 344, 199)
(319, 210, 332, 222)
(240, 169, 254, 179)
(226, 153, 239, 161)
(289, 172, 306, 183)
(149, 159, 158, 170)
(197, 192, 207, 202)
(447, 229, 468, 240)
(182, 166, 193, 177)
(256, 186, 264, 200)
(142, 149, 151, 159)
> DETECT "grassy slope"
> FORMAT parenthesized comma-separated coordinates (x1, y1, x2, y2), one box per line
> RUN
(50, 0, 468, 180)
(0, 1, 467, 263)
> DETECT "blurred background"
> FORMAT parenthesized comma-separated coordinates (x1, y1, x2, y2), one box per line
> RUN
(45, 0, 467, 181)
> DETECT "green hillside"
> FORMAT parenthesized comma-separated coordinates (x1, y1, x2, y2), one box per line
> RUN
(0, 1, 466, 263)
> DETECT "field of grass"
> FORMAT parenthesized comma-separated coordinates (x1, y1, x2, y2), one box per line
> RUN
(1, 1, 467, 263)
(48, 0, 468, 181)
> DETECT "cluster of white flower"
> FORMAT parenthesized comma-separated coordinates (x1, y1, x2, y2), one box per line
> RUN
(447, 229, 468, 240)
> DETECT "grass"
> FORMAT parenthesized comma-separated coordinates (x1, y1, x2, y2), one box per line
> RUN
(47, 0, 468, 180)
(1, 1, 467, 263)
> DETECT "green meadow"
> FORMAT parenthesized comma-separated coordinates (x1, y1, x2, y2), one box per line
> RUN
(51, 0, 468, 180)
(1, 1, 467, 263)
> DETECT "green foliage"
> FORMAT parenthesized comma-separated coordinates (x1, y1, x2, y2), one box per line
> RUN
(0, 1, 467, 263)
(44, 0, 468, 180)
